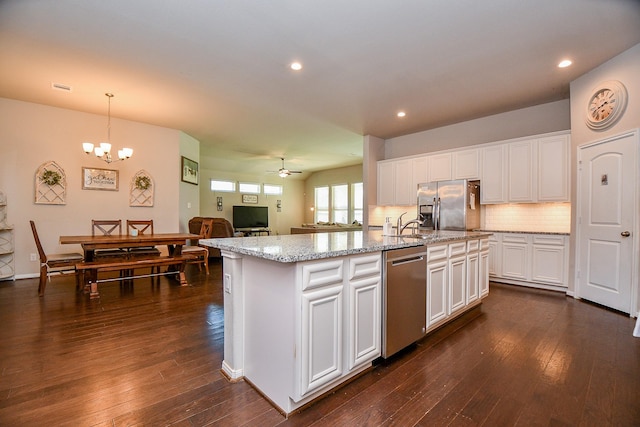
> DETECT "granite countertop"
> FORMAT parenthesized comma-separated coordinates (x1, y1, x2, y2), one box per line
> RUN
(201, 230, 492, 263)
(475, 229, 570, 236)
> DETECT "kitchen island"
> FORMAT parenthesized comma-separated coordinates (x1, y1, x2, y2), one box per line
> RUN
(201, 230, 490, 415)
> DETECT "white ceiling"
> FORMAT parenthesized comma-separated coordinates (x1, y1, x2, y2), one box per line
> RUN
(1, 0, 640, 178)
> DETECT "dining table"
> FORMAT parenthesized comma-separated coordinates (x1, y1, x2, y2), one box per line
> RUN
(59, 232, 200, 261)
(59, 232, 201, 296)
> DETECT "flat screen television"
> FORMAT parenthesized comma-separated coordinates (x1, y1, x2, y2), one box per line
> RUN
(233, 205, 269, 229)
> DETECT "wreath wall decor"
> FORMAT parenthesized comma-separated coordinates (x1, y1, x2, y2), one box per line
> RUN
(130, 170, 154, 207)
(35, 161, 67, 205)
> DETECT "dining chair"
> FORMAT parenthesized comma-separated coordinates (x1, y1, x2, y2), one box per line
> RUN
(91, 219, 127, 259)
(126, 219, 161, 261)
(91, 219, 122, 236)
(30, 220, 84, 296)
(182, 218, 213, 275)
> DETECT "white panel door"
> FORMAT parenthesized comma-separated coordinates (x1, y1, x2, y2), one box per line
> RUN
(448, 255, 466, 315)
(377, 161, 394, 206)
(508, 140, 535, 202)
(347, 276, 381, 370)
(481, 145, 507, 204)
(300, 285, 343, 396)
(578, 131, 637, 313)
(466, 252, 479, 304)
(427, 260, 448, 328)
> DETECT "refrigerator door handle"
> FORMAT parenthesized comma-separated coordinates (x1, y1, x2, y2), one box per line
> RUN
(434, 197, 441, 230)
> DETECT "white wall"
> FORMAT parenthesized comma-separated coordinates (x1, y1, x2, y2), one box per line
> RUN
(568, 43, 640, 308)
(384, 100, 571, 158)
(0, 98, 182, 278)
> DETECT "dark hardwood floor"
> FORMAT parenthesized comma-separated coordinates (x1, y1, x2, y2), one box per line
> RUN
(1, 261, 638, 426)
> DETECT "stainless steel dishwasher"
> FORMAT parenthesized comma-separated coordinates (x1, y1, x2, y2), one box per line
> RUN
(382, 245, 427, 358)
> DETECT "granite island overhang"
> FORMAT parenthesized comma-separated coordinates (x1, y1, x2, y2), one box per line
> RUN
(200, 230, 491, 415)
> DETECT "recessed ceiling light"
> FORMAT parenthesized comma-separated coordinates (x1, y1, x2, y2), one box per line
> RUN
(558, 59, 572, 68)
(397, 111, 406, 118)
(290, 62, 302, 71)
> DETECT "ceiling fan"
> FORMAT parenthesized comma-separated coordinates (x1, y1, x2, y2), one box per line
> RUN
(276, 157, 302, 178)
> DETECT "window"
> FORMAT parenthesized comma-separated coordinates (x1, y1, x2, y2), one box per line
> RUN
(314, 186, 329, 222)
(352, 182, 363, 223)
(263, 184, 283, 195)
(210, 180, 236, 192)
(239, 182, 260, 193)
(314, 182, 363, 224)
(332, 184, 348, 223)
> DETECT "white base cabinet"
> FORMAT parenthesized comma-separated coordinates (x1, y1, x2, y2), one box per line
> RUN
(426, 238, 489, 332)
(488, 232, 569, 290)
(237, 251, 381, 415)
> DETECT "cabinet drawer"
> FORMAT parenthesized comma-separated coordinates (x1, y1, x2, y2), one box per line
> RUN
(467, 239, 479, 252)
(502, 234, 529, 244)
(480, 238, 489, 250)
(449, 242, 467, 257)
(349, 253, 381, 280)
(427, 244, 448, 262)
(532, 235, 565, 246)
(301, 259, 344, 291)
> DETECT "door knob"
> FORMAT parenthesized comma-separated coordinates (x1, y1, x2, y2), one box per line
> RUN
(621, 231, 630, 237)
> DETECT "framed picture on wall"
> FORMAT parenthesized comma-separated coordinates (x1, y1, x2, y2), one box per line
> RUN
(181, 156, 198, 185)
(82, 167, 118, 191)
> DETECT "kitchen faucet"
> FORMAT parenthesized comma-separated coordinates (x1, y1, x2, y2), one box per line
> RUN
(397, 212, 422, 236)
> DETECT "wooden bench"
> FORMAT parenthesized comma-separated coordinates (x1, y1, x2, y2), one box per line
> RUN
(76, 254, 196, 299)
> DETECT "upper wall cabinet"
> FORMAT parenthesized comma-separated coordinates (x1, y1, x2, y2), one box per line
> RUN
(480, 145, 508, 204)
(453, 149, 481, 180)
(481, 132, 570, 204)
(378, 131, 569, 207)
(427, 153, 452, 182)
(537, 134, 570, 202)
(377, 159, 413, 206)
(508, 140, 536, 202)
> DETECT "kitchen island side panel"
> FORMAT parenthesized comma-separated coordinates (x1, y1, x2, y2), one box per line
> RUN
(243, 255, 297, 413)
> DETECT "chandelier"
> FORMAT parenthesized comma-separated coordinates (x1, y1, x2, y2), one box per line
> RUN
(82, 93, 133, 163)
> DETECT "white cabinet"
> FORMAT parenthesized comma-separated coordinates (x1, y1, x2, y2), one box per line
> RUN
(531, 235, 567, 286)
(393, 159, 413, 205)
(466, 239, 480, 304)
(489, 232, 569, 290)
(479, 238, 490, 298)
(501, 234, 529, 281)
(488, 234, 501, 277)
(448, 242, 467, 315)
(453, 149, 480, 180)
(428, 152, 452, 182)
(481, 145, 508, 204)
(426, 245, 448, 328)
(377, 161, 395, 206)
(300, 284, 344, 395)
(347, 254, 382, 370)
(377, 159, 413, 206)
(298, 253, 381, 399)
(537, 134, 570, 202)
(411, 156, 428, 193)
(480, 132, 570, 204)
(508, 140, 536, 202)
(426, 239, 488, 331)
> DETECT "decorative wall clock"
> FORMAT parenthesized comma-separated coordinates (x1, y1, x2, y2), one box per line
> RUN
(585, 80, 627, 131)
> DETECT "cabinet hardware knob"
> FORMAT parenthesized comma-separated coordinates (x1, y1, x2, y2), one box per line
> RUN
(621, 231, 630, 237)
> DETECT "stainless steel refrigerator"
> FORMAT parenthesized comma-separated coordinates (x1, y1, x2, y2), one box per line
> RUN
(417, 180, 480, 231)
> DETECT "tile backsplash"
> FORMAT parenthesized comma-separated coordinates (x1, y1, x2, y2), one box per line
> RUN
(483, 203, 571, 233)
(369, 202, 571, 233)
